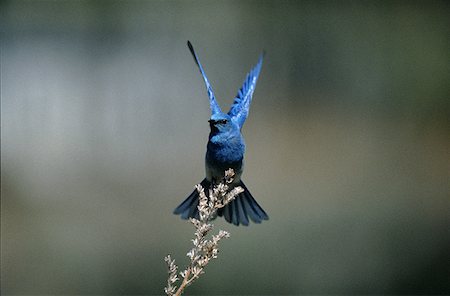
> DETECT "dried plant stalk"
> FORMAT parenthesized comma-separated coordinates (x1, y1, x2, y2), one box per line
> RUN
(164, 169, 243, 296)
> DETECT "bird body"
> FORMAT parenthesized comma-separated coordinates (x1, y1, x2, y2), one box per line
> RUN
(206, 114, 245, 184)
(174, 41, 268, 226)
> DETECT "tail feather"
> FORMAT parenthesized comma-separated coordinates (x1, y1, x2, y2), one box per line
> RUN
(241, 193, 261, 223)
(217, 180, 268, 226)
(241, 182, 269, 220)
(174, 179, 209, 219)
(173, 190, 195, 215)
(222, 203, 232, 224)
(231, 198, 239, 226)
(174, 179, 268, 226)
(186, 198, 199, 220)
(236, 196, 250, 226)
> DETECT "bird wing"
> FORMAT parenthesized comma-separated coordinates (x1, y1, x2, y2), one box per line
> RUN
(187, 41, 223, 115)
(227, 52, 264, 128)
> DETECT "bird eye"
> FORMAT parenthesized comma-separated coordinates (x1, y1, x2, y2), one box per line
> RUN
(220, 120, 228, 124)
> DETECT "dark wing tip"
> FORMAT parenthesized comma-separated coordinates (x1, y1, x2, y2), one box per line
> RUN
(187, 40, 199, 66)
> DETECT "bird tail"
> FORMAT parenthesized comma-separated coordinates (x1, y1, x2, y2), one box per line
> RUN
(173, 179, 209, 220)
(174, 179, 269, 226)
(217, 180, 269, 226)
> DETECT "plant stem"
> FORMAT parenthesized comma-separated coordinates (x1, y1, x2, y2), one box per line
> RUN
(174, 269, 191, 296)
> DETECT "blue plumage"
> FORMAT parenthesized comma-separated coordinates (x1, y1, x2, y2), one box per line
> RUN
(174, 41, 268, 226)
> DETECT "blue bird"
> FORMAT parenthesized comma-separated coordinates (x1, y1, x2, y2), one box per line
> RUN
(174, 41, 268, 226)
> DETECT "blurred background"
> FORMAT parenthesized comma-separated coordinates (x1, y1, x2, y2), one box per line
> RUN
(1, 0, 449, 294)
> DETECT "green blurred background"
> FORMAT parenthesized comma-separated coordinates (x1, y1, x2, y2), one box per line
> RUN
(1, 0, 449, 294)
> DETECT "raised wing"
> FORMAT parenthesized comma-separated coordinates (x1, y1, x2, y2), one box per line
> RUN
(187, 41, 223, 116)
(227, 53, 264, 128)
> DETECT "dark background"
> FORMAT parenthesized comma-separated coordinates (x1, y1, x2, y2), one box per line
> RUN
(2, 0, 449, 294)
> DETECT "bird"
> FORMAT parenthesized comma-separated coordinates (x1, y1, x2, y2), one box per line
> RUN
(174, 41, 268, 226)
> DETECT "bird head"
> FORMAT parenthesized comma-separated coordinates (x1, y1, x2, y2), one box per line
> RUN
(208, 113, 233, 134)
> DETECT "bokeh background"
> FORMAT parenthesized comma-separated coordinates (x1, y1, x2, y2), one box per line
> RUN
(2, 0, 449, 294)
